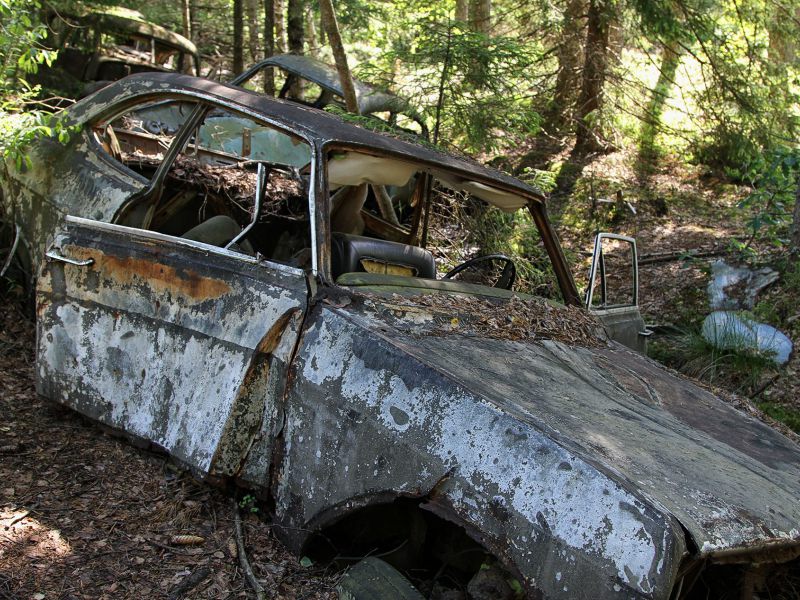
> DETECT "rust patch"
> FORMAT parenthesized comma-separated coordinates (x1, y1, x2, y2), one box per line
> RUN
(256, 309, 299, 354)
(66, 245, 232, 301)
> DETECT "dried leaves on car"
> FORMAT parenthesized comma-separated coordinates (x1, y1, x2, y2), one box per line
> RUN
(371, 293, 607, 348)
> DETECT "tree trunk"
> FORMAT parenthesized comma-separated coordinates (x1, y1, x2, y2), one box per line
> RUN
(574, 0, 612, 155)
(638, 43, 681, 163)
(468, 0, 491, 34)
(264, 0, 275, 94)
(547, 0, 585, 132)
(318, 0, 359, 114)
(305, 4, 318, 56)
(455, 0, 468, 22)
(245, 0, 260, 63)
(791, 174, 800, 253)
(233, 0, 244, 74)
(287, 0, 304, 97)
(287, 0, 304, 54)
(767, 6, 799, 63)
(181, 0, 193, 73)
(274, 0, 286, 53)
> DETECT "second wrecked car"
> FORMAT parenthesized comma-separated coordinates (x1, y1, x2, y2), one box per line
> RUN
(1, 73, 799, 599)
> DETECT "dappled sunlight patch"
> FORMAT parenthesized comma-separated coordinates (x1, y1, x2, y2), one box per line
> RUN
(680, 224, 728, 238)
(0, 506, 72, 567)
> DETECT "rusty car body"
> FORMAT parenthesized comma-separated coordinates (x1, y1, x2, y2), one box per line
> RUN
(40, 7, 199, 86)
(233, 53, 429, 138)
(1, 73, 799, 600)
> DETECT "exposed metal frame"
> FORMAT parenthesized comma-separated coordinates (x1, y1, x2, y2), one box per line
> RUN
(585, 232, 639, 309)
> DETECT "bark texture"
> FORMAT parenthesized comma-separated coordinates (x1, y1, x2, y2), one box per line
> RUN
(319, 0, 359, 114)
(638, 43, 681, 163)
(548, 0, 585, 131)
(264, 0, 275, 94)
(181, 0, 192, 73)
(305, 4, 318, 56)
(468, 0, 491, 33)
(574, 0, 613, 155)
(233, 0, 244, 74)
(455, 0, 468, 22)
(274, 0, 286, 53)
(245, 0, 260, 63)
(287, 0, 304, 54)
(791, 175, 800, 253)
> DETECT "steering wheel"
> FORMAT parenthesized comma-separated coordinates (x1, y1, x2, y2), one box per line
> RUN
(443, 254, 517, 290)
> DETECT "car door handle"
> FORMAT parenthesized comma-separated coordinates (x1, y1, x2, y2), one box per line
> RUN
(46, 250, 94, 267)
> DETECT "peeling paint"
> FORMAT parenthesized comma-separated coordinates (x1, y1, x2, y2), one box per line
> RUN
(37, 217, 307, 479)
(12, 71, 800, 600)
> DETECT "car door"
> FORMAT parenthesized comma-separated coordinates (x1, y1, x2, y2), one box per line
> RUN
(36, 216, 308, 481)
(586, 232, 650, 353)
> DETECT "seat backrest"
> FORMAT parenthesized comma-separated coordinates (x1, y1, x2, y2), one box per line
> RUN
(181, 215, 254, 254)
(331, 233, 436, 280)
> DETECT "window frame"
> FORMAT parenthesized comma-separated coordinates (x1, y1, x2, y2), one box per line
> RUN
(86, 90, 319, 271)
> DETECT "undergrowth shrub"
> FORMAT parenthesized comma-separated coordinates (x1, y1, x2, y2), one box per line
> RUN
(649, 328, 778, 397)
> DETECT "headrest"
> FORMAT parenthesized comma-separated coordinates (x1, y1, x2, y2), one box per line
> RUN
(331, 233, 436, 280)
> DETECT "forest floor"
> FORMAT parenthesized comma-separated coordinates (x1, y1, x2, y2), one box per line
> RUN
(0, 306, 338, 600)
(522, 145, 800, 425)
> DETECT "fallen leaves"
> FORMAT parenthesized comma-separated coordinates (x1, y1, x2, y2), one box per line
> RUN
(376, 293, 607, 348)
(0, 302, 337, 599)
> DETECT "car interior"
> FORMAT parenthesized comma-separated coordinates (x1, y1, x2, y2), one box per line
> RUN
(91, 98, 540, 291)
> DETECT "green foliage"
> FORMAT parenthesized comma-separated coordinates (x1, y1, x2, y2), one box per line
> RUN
(757, 402, 800, 433)
(0, 0, 73, 165)
(238, 494, 259, 514)
(323, 104, 439, 148)
(648, 328, 778, 396)
(0, 0, 56, 85)
(753, 258, 800, 332)
(518, 167, 557, 194)
(359, 14, 541, 154)
(629, 0, 686, 42)
(468, 206, 561, 298)
(685, 1, 800, 170)
(733, 146, 799, 251)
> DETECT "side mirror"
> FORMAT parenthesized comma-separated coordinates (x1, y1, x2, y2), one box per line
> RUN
(585, 233, 639, 310)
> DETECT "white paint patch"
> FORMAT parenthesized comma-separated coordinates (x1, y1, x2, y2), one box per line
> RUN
(298, 314, 663, 593)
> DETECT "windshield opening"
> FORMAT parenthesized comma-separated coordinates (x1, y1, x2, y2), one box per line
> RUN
(325, 150, 560, 299)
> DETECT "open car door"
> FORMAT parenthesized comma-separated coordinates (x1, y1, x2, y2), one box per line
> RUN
(586, 232, 650, 353)
(36, 216, 307, 485)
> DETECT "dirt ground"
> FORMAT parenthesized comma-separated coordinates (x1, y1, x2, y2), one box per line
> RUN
(544, 149, 800, 415)
(0, 305, 338, 600)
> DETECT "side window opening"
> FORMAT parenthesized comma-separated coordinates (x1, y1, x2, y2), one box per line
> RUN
(92, 99, 196, 181)
(95, 100, 313, 267)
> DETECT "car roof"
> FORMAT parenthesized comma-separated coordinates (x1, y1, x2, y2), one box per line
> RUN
(75, 72, 545, 204)
(56, 7, 198, 56)
(233, 54, 429, 137)
(244, 54, 400, 114)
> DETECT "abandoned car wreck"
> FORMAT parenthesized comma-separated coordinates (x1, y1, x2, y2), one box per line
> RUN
(1, 72, 799, 599)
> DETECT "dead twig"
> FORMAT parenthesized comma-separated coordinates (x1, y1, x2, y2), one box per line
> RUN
(638, 248, 727, 265)
(232, 498, 266, 600)
(749, 374, 781, 400)
(5, 510, 29, 528)
(168, 566, 211, 600)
